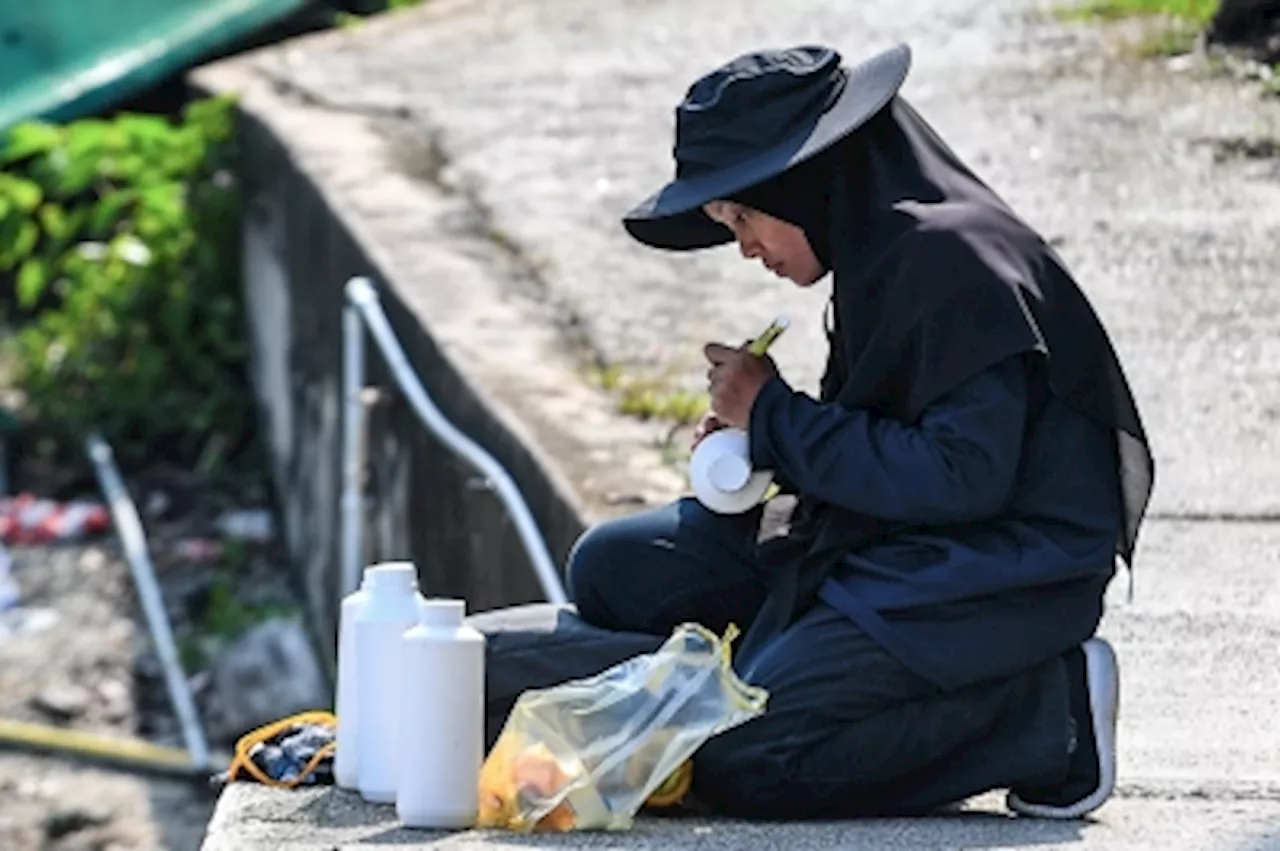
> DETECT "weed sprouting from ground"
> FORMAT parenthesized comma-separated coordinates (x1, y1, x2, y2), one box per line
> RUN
(1056, 0, 1218, 23)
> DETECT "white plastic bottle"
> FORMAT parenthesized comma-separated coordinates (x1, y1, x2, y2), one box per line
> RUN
(334, 563, 414, 789)
(355, 562, 424, 803)
(333, 571, 370, 789)
(396, 598, 485, 828)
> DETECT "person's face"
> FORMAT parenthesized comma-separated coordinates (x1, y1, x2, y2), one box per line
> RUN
(703, 200, 825, 287)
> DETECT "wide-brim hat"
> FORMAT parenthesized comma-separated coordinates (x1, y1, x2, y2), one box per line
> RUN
(622, 42, 911, 251)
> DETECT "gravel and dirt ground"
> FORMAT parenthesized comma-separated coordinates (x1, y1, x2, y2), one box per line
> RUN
(0, 478, 310, 851)
(0, 541, 218, 851)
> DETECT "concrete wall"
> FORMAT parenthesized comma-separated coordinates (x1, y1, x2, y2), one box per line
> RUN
(227, 98, 586, 658)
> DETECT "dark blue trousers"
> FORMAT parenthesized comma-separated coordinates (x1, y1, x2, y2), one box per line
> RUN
(474, 498, 1072, 820)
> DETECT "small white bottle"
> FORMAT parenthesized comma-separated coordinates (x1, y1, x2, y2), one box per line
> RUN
(355, 562, 424, 803)
(396, 598, 485, 829)
(335, 563, 411, 789)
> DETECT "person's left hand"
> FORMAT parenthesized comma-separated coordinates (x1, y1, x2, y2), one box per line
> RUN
(703, 342, 779, 429)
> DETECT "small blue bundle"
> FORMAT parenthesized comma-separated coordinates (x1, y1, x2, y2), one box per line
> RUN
(217, 719, 336, 788)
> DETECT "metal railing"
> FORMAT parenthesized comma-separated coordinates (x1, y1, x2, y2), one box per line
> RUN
(340, 276, 569, 605)
(86, 433, 213, 773)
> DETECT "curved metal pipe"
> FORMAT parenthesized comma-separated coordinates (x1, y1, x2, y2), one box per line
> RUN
(342, 276, 568, 605)
(340, 293, 366, 601)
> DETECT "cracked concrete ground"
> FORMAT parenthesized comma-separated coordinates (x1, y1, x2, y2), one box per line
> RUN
(193, 0, 1280, 847)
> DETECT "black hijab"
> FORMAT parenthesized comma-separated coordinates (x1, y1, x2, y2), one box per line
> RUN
(731, 96, 1155, 644)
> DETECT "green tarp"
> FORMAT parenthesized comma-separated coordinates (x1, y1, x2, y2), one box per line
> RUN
(0, 0, 311, 129)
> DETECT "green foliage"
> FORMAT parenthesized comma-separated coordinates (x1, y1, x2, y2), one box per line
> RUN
(334, 0, 424, 28)
(586, 363, 709, 426)
(200, 570, 294, 641)
(180, 577, 298, 671)
(616, 382, 708, 425)
(0, 96, 249, 470)
(1056, 0, 1218, 59)
(179, 542, 298, 671)
(1057, 0, 1218, 22)
(1136, 18, 1203, 55)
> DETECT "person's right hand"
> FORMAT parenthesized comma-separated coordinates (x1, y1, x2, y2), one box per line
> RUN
(691, 411, 728, 450)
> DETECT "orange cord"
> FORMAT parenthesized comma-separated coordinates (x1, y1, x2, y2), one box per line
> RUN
(224, 710, 338, 789)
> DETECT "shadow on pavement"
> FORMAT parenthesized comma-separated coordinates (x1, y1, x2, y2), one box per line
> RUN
(349, 807, 1086, 849)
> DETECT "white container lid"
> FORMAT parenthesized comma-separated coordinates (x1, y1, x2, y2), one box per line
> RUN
(417, 598, 465, 627)
(364, 561, 418, 593)
(689, 428, 773, 515)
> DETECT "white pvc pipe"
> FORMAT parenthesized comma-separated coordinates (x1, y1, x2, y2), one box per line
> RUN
(343, 277, 568, 605)
(340, 290, 366, 601)
(85, 433, 211, 772)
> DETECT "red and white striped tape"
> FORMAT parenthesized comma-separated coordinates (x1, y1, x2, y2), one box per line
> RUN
(0, 494, 111, 545)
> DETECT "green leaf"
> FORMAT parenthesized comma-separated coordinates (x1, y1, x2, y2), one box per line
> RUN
(0, 174, 43, 213)
(37, 202, 87, 258)
(16, 259, 49, 308)
(90, 188, 136, 233)
(12, 219, 40, 263)
(116, 113, 173, 145)
(50, 151, 101, 197)
(64, 118, 109, 155)
(38, 202, 69, 239)
(138, 183, 185, 220)
(0, 122, 62, 164)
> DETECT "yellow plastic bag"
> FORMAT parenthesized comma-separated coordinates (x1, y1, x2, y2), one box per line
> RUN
(476, 622, 768, 832)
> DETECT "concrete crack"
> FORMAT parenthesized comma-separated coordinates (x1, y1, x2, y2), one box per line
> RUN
(255, 65, 412, 121)
(1146, 511, 1280, 523)
(1118, 777, 1280, 803)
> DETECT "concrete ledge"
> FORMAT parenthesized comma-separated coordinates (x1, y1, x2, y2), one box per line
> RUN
(199, 784, 1280, 850)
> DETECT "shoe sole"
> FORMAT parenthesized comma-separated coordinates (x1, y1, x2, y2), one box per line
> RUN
(1007, 637, 1119, 820)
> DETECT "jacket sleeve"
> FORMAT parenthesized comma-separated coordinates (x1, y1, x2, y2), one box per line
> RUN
(747, 355, 1028, 525)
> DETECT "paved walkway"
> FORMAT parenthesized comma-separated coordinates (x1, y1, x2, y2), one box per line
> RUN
(197, 0, 1280, 847)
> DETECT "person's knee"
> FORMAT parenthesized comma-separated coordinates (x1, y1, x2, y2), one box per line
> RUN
(564, 521, 629, 623)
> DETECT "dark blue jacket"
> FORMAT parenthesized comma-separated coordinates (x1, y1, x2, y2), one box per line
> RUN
(748, 354, 1121, 690)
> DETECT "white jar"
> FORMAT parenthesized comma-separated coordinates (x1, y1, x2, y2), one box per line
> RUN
(355, 562, 423, 803)
(396, 598, 485, 829)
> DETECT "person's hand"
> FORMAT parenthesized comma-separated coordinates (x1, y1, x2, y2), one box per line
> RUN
(691, 411, 727, 450)
(704, 342, 778, 429)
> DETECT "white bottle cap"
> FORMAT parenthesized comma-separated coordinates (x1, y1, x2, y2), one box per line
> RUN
(364, 561, 418, 593)
(417, 598, 465, 627)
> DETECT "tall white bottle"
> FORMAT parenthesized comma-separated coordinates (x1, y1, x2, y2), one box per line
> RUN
(355, 562, 423, 803)
(334, 562, 413, 789)
(396, 598, 485, 828)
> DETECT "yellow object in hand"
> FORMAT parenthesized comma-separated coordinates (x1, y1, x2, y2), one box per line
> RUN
(747, 316, 789, 357)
